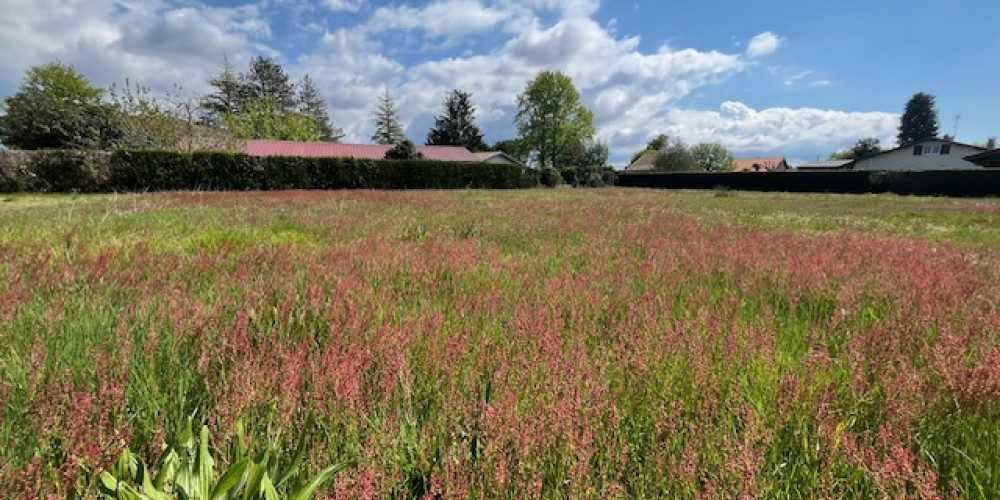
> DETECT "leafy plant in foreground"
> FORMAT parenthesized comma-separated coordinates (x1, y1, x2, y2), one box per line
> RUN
(98, 418, 350, 500)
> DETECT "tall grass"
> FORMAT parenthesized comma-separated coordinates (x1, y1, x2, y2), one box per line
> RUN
(1, 189, 999, 498)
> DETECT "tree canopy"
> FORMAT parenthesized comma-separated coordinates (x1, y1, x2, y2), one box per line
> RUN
(0, 61, 119, 150)
(897, 93, 939, 146)
(831, 137, 882, 160)
(514, 71, 595, 169)
(426, 89, 488, 152)
(372, 89, 406, 145)
(688, 142, 734, 171)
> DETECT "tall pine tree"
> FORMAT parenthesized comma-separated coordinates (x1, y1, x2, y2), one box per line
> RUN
(371, 88, 405, 145)
(200, 55, 244, 125)
(426, 89, 488, 151)
(897, 92, 939, 146)
(241, 56, 296, 113)
(297, 74, 343, 142)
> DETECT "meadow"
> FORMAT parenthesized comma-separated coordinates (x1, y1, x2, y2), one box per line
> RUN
(1, 188, 999, 498)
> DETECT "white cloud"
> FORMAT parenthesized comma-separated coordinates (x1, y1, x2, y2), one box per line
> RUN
(746, 31, 781, 58)
(368, 1, 511, 39)
(661, 101, 898, 157)
(322, 0, 363, 12)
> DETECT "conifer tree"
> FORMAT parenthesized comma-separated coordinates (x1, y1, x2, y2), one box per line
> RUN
(897, 92, 939, 146)
(426, 89, 488, 151)
(297, 74, 343, 142)
(371, 88, 405, 145)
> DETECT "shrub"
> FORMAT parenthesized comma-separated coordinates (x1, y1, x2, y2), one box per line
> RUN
(384, 140, 424, 160)
(539, 167, 562, 187)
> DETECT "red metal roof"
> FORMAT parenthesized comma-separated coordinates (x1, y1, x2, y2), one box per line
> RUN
(245, 140, 478, 161)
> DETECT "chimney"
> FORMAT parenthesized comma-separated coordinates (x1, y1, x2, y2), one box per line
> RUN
(988, 137, 997, 150)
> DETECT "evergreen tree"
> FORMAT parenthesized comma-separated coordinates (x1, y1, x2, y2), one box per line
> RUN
(297, 74, 343, 142)
(371, 88, 405, 145)
(897, 92, 939, 146)
(200, 55, 244, 125)
(426, 89, 488, 151)
(241, 56, 296, 113)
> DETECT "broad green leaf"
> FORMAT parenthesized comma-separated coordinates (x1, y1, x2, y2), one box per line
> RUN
(288, 462, 351, 500)
(209, 457, 250, 500)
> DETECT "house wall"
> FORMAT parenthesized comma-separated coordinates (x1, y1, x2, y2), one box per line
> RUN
(853, 140, 985, 171)
(482, 155, 520, 166)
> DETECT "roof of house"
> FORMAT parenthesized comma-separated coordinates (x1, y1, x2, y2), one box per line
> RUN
(963, 148, 1000, 167)
(626, 152, 657, 171)
(732, 157, 787, 172)
(795, 159, 854, 170)
(473, 151, 524, 165)
(859, 138, 988, 162)
(245, 140, 479, 161)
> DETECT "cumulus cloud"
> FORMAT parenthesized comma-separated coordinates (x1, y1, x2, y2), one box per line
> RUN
(368, 1, 511, 39)
(746, 31, 781, 58)
(0, 0, 895, 165)
(322, 0, 363, 12)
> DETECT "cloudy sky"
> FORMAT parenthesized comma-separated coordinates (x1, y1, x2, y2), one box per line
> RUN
(1, 0, 998, 166)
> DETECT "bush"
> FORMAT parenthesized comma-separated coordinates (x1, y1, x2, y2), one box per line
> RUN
(384, 140, 424, 160)
(539, 167, 562, 187)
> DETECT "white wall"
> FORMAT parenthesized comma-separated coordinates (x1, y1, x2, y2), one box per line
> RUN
(853, 140, 986, 171)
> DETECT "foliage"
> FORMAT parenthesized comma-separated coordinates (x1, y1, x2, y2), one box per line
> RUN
(3, 190, 1000, 497)
(653, 139, 699, 171)
(297, 74, 343, 142)
(199, 56, 244, 126)
(384, 140, 424, 160)
(898, 92, 939, 146)
(426, 89, 488, 152)
(108, 80, 201, 151)
(98, 419, 349, 500)
(514, 71, 595, 169)
(687, 142, 734, 171)
(241, 56, 297, 113)
(0, 61, 120, 150)
(371, 88, 406, 145)
(832, 137, 883, 160)
(222, 99, 321, 142)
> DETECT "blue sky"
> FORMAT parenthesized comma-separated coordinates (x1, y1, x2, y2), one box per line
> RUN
(1, 0, 997, 166)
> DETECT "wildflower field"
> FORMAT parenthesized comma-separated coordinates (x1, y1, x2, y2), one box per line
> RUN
(2, 188, 1000, 498)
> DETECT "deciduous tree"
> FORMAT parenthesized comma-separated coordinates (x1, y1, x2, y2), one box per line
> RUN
(514, 71, 595, 170)
(222, 98, 320, 142)
(689, 142, 734, 171)
(0, 61, 119, 149)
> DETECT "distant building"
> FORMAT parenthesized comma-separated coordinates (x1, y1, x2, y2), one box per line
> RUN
(244, 140, 480, 161)
(473, 151, 525, 166)
(852, 138, 989, 171)
(732, 157, 789, 172)
(625, 151, 657, 171)
(795, 159, 854, 171)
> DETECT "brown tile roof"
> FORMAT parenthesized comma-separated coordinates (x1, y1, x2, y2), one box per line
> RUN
(732, 157, 787, 172)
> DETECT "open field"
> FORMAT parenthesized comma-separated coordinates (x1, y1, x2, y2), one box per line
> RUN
(2, 188, 1000, 498)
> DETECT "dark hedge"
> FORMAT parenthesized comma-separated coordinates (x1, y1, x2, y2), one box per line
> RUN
(616, 170, 1000, 198)
(0, 149, 537, 192)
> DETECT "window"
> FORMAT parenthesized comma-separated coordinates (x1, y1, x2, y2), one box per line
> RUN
(913, 145, 923, 155)
(923, 145, 941, 154)
(941, 144, 951, 155)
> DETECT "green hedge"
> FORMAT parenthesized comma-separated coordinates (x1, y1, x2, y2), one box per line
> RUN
(617, 170, 1000, 198)
(0, 149, 538, 192)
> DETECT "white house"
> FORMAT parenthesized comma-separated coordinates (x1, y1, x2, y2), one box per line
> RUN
(852, 139, 989, 171)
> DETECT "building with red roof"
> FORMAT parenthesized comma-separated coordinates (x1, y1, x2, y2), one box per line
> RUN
(244, 140, 480, 162)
